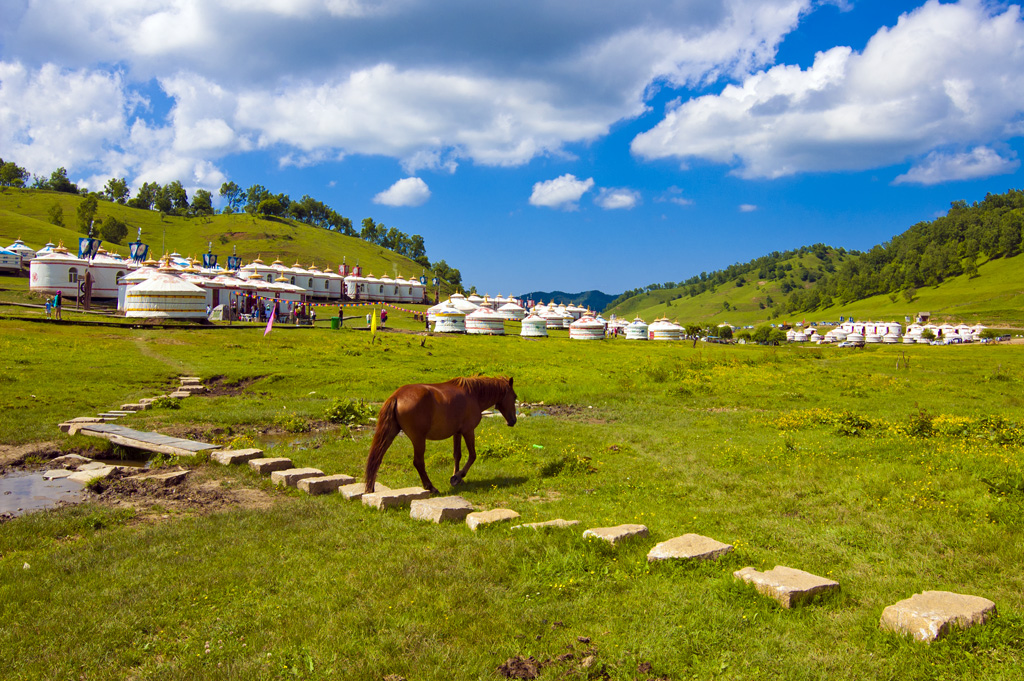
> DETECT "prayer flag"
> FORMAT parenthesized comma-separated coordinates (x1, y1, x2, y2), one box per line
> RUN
(371, 309, 378, 335)
(264, 304, 276, 336)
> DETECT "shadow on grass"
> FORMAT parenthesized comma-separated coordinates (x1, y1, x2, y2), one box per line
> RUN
(453, 475, 529, 492)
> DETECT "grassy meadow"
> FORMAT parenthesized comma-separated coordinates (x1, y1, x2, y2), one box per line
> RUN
(1, 297, 1023, 680)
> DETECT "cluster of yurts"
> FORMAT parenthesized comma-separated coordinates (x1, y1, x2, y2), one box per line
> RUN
(21, 236, 431, 318)
(789, 321, 989, 344)
(425, 293, 683, 340)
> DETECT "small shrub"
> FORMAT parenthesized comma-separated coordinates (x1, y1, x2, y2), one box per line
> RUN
(323, 398, 375, 425)
(151, 397, 181, 410)
(835, 412, 872, 436)
(276, 414, 311, 433)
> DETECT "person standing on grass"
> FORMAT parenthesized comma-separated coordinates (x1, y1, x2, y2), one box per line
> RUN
(45, 297, 52, 319)
(54, 290, 62, 320)
(311, 306, 316, 325)
(380, 308, 387, 328)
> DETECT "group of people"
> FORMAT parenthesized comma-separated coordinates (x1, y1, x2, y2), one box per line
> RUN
(44, 291, 62, 320)
(365, 308, 387, 328)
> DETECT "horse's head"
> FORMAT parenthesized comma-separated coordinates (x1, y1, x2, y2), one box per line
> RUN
(497, 376, 517, 427)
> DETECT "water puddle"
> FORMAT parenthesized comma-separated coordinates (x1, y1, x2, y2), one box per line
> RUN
(0, 470, 87, 516)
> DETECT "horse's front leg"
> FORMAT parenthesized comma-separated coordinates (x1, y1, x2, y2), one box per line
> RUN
(449, 433, 462, 486)
(411, 437, 439, 494)
(451, 429, 477, 486)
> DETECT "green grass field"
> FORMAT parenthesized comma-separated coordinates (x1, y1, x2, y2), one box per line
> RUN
(1, 295, 1023, 680)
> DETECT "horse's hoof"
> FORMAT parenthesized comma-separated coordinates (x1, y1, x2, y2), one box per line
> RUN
(427, 486, 441, 495)
(449, 475, 462, 486)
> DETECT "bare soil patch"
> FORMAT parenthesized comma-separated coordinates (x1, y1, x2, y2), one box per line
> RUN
(0, 441, 61, 472)
(204, 374, 267, 397)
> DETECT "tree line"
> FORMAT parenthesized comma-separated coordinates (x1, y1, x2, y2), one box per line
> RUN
(1, 157, 462, 288)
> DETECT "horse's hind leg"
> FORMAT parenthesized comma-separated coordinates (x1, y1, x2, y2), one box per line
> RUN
(451, 429, 477, 486)
(449, 434, 463, 486)
(411, 437, 439, 494)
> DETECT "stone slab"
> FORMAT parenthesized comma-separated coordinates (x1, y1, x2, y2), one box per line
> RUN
(880, 591, 997, 642)
(511, 519, 580, 530)
(77, 461, 109, 471)
(467, 509, 520, 531)
(49, 453, 92, 468)
(339, 482, 390, 500)
(179, 376, 201, 383)
(138, 398, 156, 405)
(734, 566, 840, 608)
(271, 467, 324, 487)
(97, 413, 124, 419)
(168, 391, 191, 399)
(248, 457, 294, 475)
(410, 495, 474, 523)
(362, 486, 432, 510)
(211, 448, 265, 465)
(176, 384, 207, 393)
(130, 468, 191, 486)
(583, 524, 650, 546)
(120, 403, 149, 412)
(72, 423, 221, 457)
(68, 466, 121, 484)
(647, 534, 734, 563)
(42, 469, 74, 480)
(298, 473, 356, 495)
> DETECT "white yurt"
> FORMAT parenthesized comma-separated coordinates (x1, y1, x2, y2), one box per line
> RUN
(648, 318, 681, 341)
(467, 293, 485, 305)
(116, 265, 159, 311)
(497, 301, 526, 321)
(28, 242, 87, 299)
(378, 275, 399, 302)
(6, 238, 36, 264)
(0, 247, 20, 273)
(433, 302, 466, 333)
(465, 307, 505, 335)
(625, 317, 649, 340)
(520, 313, 548, 338)
(124, 261, 207, 319)
(569, 316, 605, 340)
(448, 293, 479, 314)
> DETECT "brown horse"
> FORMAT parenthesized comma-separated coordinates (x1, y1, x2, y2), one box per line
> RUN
(364, 376, 517, 493)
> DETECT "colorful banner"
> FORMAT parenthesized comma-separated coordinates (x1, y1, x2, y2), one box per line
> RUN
(78, 237, 101, 259)
(264, 304, 276, 336)
(128, 241, 149, 262)
(202, 253, 218, 268)
(226, 255, 242, 271)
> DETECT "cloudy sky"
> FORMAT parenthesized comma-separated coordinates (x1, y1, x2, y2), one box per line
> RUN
(3, 0, 1024, 294)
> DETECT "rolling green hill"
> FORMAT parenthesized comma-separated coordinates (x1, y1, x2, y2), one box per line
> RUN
(0, 187, 440, 287)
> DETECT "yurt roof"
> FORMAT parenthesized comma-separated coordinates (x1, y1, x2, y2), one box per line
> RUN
(498, 302, 524, 311)
(127, 272, 205, 294)
(466, 306, 503, 320)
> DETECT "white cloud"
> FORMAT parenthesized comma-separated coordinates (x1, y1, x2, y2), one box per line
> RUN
(373, 176, 431, 206)
(894, 146, 1019, 186)
(739, 204, 758, 212)
(595, 187, 640, 210)
(657, 186, 694, 206)
(529, 174, 594, 210)
(632, 1, 1024, 182)
(0, 1, 810, 177)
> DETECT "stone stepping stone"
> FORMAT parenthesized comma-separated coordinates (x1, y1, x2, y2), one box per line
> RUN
(511, 519, 580, 531)
(50, 453, 92, 468)
(168, 391, 191, 399)
(212, 448, 265, 465)
(362, 486, 432, 510)
(467, 509, 520, 531)
(583, 524, 649, 546)
(138, 398, 157, 405)
(880, 591, 997, 642)
(179, 376, 201, 383)
(248, 457, 294, 475)
(733, 566, 839, 608)
(271, 467, 324, 488)
(97, 413, 124, 419)
(77, 461, 109, 471)
(130, 468, 191, 486)
(68, 465, 121, 484)
(339, 482, 390, 500)
(42, 469, 74, 480)
(298, 474, 355, 495)
(120, 403, 149, 412)
(177, 384, 207, 393)
(410, 495, 474, 523)
(648, 534, 734, 563)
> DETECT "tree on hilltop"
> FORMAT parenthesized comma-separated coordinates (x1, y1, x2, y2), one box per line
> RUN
(77, 194, 99, 234)
(103, 177, 129, 204)
(0, 159, 29, 187)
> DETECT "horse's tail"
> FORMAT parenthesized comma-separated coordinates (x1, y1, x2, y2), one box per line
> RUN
(364, 393, 401, 493)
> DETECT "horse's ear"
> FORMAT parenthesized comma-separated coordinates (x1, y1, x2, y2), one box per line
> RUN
(508, 376, 514, 389)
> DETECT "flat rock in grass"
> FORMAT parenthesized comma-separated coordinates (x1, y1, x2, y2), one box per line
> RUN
(179, 376, 201, 383)
(177, 384, 207, 393)
(583, 524, 649, 546)
(248, 457, 294, 475)
(880, 591, 997, 642)
(733, 566, 839, 608)
(130, 468, 191, 486)
(168, 391, 191, 399)
(120, 403, 149, 412)
(271, 467, 324, 487)
(298, 474, 356, 495)
(410, 495, 474, 523)
(43, 469, 74, 480)
(77, 461, 109, 471)
(68, 466, 120, 484)
(466, 509, 520, 531)
(339, 482, 390, 500)
(648, 534, 734, 563)
(211, 448, 264, 465)
(362, 486, 432, 510)
(511, 519, 580, 530)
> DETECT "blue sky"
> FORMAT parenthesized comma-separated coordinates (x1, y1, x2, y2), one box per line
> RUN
(3, 1, 1024, 294)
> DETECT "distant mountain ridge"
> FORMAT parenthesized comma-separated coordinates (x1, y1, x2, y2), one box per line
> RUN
(516, 290, 618, 311)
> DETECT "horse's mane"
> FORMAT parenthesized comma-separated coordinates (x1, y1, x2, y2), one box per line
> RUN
(446, 375, 510, 403)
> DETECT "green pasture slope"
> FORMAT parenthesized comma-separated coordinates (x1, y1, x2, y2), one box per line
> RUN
(0, 187, 432, 283)
(605, 252, 1024, 327)
(1, 305, 1023, 680)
